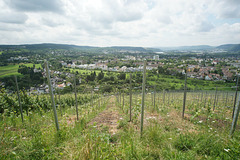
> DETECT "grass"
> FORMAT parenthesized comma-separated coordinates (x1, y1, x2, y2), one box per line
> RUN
(0, 94, 109, 159)
(1, 90, 240, 159)
(147, 74, 235, 91)
(0, 63, 42, 78)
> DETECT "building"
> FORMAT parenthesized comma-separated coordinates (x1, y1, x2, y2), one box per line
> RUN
(153, 55, 159, 60)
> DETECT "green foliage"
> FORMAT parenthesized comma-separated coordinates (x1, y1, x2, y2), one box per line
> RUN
(97, 71, 104, 81)
(100, 85, 113, 93)
(118, 73, 126, 80)
(86, 71, 96, 81)
(0, 89, 99, 116)
(226, 138, 240, 159)
(174, 134, 195, 151)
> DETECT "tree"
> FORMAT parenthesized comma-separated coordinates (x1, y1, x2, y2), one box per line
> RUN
(101, 85, 113, 93)
(86, 72, 96, 81)
(97, 71, 104, 81)
(118, 73, 126, 80)
(158, 66, 165, 74)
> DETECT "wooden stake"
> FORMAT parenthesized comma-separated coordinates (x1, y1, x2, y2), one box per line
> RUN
(213, 87, 218, 111)
(182, 71, 187, 119)
(230, 90, 240, 137)
(140, 60, 146, 136)
(129, 73, 132, 122)
(232, 75, 239, 118)
(74, 74, 79, 121)
(58, 92, 62, 116)
(14, 76, 24, 123)
(45, 61, 59, 131)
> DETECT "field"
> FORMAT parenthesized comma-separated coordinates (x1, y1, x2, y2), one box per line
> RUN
(68, 68, 102, 74)
(0, 63, 42, 78)
(1, 89, 240, 159)
(67, 68, 235, 91)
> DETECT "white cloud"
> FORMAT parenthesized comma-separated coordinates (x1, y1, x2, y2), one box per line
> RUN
(4, 0, 63, 13)
(0, 11, 28, 24)
(0, 0, 239, 47)
(209, 0, 240, 19)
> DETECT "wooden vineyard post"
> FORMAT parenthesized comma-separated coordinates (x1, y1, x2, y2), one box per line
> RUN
(154, 85, 156, 110)
(45, 61, 59, 131)
(230, 89, 240, 137)
(58, 92, 62, 116)
(55, 94, 57, 106)
(213, 87, 218, 111)
(74, 74, 79, 121)
(129, 73, 132, 122)
(140, 60, 146, 136)
(232, 75, 239, 118)
(182, 71, 187, 119)
(14, 76, 24, 123)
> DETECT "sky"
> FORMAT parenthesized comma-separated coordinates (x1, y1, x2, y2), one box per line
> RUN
(0, 0, 240, 47)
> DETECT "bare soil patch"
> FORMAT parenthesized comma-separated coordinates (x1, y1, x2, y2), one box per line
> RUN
(88, 97, 121, 134)
(165, 110, 198, 133)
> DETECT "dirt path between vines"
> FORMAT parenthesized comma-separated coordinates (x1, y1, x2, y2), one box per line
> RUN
(88, 96, 121, 135)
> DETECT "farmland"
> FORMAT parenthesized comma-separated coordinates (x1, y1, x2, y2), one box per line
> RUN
(0, 63, 42, 78)
(1, 88, 240, 159)
(0, 45, 240, 159)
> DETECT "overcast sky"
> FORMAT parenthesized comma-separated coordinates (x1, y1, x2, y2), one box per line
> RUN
(0, 0, 240, 47)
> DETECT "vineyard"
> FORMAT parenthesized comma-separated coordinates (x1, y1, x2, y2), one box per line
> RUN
(1, 86, 240, 159)
(1, 62, 240, 159)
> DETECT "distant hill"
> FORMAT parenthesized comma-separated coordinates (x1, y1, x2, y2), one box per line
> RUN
(0, 43, 96, 50)
(217, 44, 240, 52)
(146, 48, 163, 52)
(0, 43, 153, 53)
(157, 44, 240, 52)
(178, 45, 214, 51)
(0, 43, 239, 53)
(157, 45, 214, 51)
(109, 46, 148, 52)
